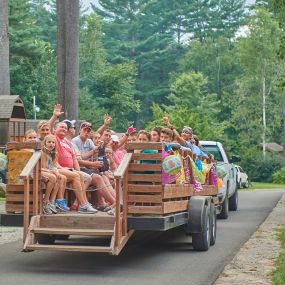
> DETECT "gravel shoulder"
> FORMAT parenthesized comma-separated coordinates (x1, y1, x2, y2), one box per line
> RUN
(214, 191, 285, 285)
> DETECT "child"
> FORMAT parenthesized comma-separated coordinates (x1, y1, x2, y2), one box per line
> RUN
(150, 126, 162, 142)
(160, 128, 174, 143)
(137, 130, 157, 170)
(41, 134, 67, 214)
(24, 129, 37, 142)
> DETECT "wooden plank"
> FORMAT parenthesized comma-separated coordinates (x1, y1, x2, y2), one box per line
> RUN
(114, 230, 134, 256)
(128, 184, 163, 193)
(132, 153, 162, 161)
(128, 174, 161, 182)
(20, 151, 41, 178)
(40, 214, 115, 230)
(33, 228, 114, 236)
(6, 184, 24, 192)
(5, 203, 32, 213)
(128, 163, 161, 172)
(7, 141, 41, 150)
(114, 153, 132, 178)
(194, 185, 218, 196)
(128, 205, 163, 214)
(6, 193, 35, 201)
(23, 178, 30, 240)
(25, 244, 112, 253)
(114, 178, 121, 247)
(126, 142, 163, 151)
(122, 172, 128, 236)
(23, 215, 40, 249)
(33, 161, 40, 215)
(163, 184, 194, 199)
(128, 194, 162, 203)
(163, 200, 188, 214)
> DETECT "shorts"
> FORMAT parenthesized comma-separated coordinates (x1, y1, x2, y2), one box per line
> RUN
(79, 168, 92, 182)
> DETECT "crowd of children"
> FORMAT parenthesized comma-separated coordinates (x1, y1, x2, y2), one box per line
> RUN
(22, 104, 218, 215)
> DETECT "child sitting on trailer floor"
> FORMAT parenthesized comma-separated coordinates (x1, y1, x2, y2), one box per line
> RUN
(41, 134, 67, 214)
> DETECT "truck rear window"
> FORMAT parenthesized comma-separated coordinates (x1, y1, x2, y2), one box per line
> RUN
(201, 145, 223, 162)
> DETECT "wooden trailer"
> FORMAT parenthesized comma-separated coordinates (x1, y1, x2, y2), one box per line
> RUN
(19, 142, 219, 254)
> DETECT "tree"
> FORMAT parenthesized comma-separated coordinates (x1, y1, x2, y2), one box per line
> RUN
(0, 0, 10, 94)
(79, 13, 140, 130)
(57, 0, 79, 120)
(234, 8, 283, 157)
(266, 0, 285, 156)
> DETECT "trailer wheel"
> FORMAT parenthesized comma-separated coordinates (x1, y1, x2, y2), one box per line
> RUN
(192, 205, 210, 251)
(210, 203, 217, 246)
(37, 234, 55, 245)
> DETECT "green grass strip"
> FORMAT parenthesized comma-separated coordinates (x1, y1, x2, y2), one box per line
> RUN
(272, 228, 285, 285)
(248, 182, 285, 190)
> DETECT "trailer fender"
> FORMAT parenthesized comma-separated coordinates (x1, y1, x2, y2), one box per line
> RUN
(185, 196, 211, 234)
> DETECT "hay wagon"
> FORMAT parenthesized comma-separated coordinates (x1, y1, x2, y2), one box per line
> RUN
(7, 142, 219, 254)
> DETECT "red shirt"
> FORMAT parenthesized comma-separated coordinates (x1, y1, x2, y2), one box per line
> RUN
(56, 135, 75, 168)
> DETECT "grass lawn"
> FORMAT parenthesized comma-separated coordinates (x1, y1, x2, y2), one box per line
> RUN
(0, 197, 5, 201)
(247, 182, 285, 190)
(272, 228, 285, 285)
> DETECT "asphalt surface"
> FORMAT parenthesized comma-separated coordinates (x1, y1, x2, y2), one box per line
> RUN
(0, 189, 284, 285)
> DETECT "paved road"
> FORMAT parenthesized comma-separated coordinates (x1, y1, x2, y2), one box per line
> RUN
(0, 190, 284, 285)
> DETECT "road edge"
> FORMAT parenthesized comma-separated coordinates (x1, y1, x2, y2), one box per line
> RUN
(214, 192, 285, 285)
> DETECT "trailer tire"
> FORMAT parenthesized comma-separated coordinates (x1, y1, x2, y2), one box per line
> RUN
(192, 205, 211, 251)
(210, 203, 217, 246)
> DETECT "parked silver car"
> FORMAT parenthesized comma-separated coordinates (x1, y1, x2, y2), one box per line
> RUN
(235, 165, 249, 188)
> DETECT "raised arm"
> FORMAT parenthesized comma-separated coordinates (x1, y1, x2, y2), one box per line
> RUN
(96, 114, 112, 136)
(48, 104, 64, 133)
(162, 115, 184, 145)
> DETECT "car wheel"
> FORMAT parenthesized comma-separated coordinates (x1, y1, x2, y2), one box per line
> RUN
(210, 203, 217, 246)
(238, 180, 242, 189)
(244, 179, 249, 188)
(218, 193, 229, 219)
(229, 189, 238, 211)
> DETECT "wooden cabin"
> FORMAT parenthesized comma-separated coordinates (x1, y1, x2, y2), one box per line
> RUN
(0, 95, 27, 145)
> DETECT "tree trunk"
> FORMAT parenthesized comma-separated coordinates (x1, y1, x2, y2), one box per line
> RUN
(262, 74, 266, 158)
(57, 0, 79, 120)
(0, 0, 10, 95)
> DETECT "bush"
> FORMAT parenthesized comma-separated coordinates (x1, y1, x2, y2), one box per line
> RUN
(272, 167, 285, 184)
(243, 153, 285, 183)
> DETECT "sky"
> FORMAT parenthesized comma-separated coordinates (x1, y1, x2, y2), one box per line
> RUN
(82, 0, 256, 11)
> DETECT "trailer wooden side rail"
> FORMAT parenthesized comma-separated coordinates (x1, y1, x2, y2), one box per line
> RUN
(18, 142, 219, 254)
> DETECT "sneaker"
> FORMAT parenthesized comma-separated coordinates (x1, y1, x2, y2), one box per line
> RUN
(43, 202, 53, 215)
(78, 203, 98, 214)
(55, 199, 70, 212)
(49, 202, 58, 214)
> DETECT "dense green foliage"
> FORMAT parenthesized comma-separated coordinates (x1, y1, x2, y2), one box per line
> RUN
(272, 167, 285, 184)
(7, 0, 285, 179)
